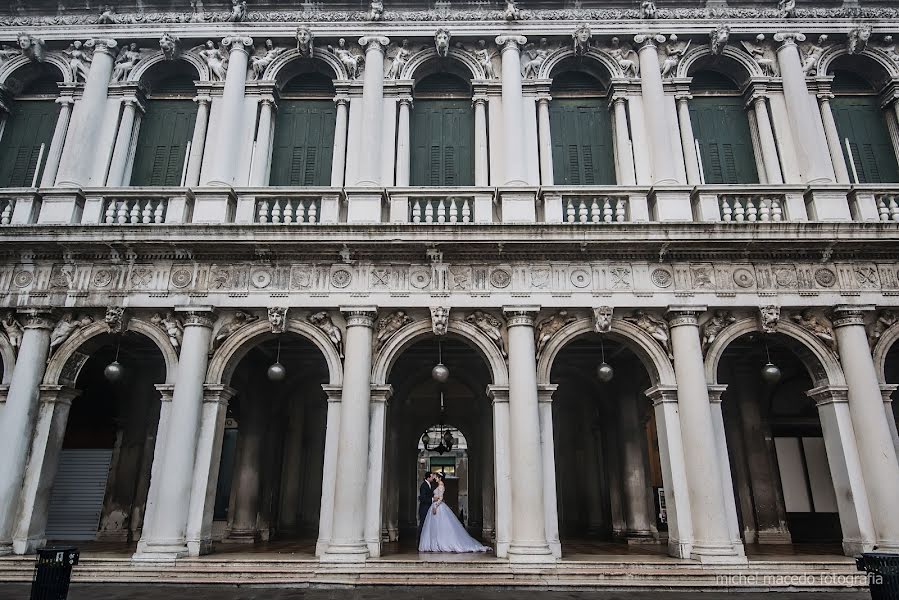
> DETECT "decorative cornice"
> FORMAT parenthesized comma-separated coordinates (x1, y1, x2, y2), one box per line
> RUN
(341, 306, 377, 328)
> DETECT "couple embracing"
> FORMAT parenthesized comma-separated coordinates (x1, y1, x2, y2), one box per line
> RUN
(417, 472, 491, 553)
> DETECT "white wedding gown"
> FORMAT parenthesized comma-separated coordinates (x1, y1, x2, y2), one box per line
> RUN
(418, 484, 491, 553)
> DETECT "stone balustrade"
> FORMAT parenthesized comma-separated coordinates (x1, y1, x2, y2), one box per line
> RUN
(718, 194, 786, 223)
(387, 187, 494, 224)
(541, 187, 648, 223)
(0, 197, 15, 225)
(691, 185, 807, 222)
(238, 188, 340, 224)
(80, 188, 194, 225)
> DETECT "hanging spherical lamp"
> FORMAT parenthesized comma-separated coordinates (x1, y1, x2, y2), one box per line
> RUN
(267, 338, 286, 382)
(432, 362, 450, 384)
(104, 360, 125, 382)
(597, 362, 615, 383)
(761, 362, 782, 384)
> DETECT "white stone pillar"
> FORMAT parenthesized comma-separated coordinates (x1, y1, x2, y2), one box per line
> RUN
(495, 36, 529, 186)
(316, 386, 342, 556)
(675, 95, 701, 185)
(611, 96, 636, 185)
(330, 96, 349, 187)
(832, 307, 899, 550)
(488, 385, 511, 558)
(204, 36, 253, 186)
(321, 308, 376, 563)
(184, 96, 210, 187)
(618, 391, 654, 540)
(536, 94, 554, 186)
(56, 39, 117, 187)
(364, 385, 391, 557)
(227, 393, 264, 542)
(707, 386, 746, 554)
(395, 97, 412, 186)
(354, 37, 389, 186)
(634, 34, 678, 184)
(106, 97, 142, 187)
(474, 95, 490, 186)
(503, 307, 553, 563)
(773, 32, 834, 184)
(0, 311, 53, 555)
(818, 93, 851, 184)
(751, 94, 784, 185)
(249, 97, 276, 186)
(40, 97, 74, 187)
(881, 385, 899, 462)
(537, 385, 561, 558)
(279, 397, 306, 535)
(135, 309, 214, 559)
(667, 309, 744, 563)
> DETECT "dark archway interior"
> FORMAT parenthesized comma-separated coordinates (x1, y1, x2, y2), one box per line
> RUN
(548, 56, 611, 91)
(884, 343, 899, 442)
(140, 59, 198, 96)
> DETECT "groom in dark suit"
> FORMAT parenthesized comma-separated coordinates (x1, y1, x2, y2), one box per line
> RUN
(417, 472, 437, 542)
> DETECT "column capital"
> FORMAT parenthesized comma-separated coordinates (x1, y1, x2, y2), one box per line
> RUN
(38, 384, 81, 406)
(398, 96, 413, 108)
(502, 305, 540, 327)
(495, 35, 527, 52)
(259, 96, 277, 111)
(707, 384, 728, 404)
(334, 94, 350, 107)
(881, 384, 898, 403)
(645, 385, 678, 406)
(634, 33, 666, 49)
(341, 306, 378, 328)
(472, 94, 488, 108)
(487, 384, 509, 404)
(359, 36, 390, 53)
(85, 38, 118, 56)
(806, 384, 849, 406)
(832, 305, 875, 328)
(536, 93, 552, 106)
(322, 384, 343, 403)
(675, 93, 693, 102)
(154, 383, 175, 403)
(370, 384, 393, 404)
(18, 309, 55, 330)
(773, 32, 807, 48)
(537, 383, 558, 404)
(193, 95, 211, 107)
(202, 384, 237, 405)
(665, 306, 707, 328)
(55, 95, 75, 107)
(222, 36, 254, 54)
(174, 306, 216, 329)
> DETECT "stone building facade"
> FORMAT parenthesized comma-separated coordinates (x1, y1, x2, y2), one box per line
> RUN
(0, 0, 899, 567)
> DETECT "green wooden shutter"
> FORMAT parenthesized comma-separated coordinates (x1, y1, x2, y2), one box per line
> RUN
(410, 99, 474, 187)
(689, 96, 759, 185)
(0, 100, 59, 188)
(131, 99, 197, 186)
(832, 96, 899, 184)
(270, 100, 336, 186)
(549, 99, 615, 186)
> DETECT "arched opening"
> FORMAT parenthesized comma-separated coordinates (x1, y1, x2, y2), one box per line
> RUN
(548, 62, 615, 185)
(270, 68, 337, 186)
(688, 67, 758, 184)
(0, 62, 62, 188)
(213, 334, 329, 548)
(550, 335, 666, 552)
(45, 331, 166, 546)
(411, 72, 474, 186)
(829, 56, 899, 184)
(718, 333, 841, 549)
(130, 61, 198, 186)
(383, 337, 493, 555)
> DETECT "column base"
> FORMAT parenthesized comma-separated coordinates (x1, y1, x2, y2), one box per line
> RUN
(690, 541, 748, 564)
(548, 540, 562, 559)
(224, 528, 258, 544)
(366, 540, 381, 558)
(315, 538, 330, 557)
(319, 541, 369, 563)
(757, 528, 793, 544)
(873, 539, 899, 553)
(12, 536, 45, 555)
(186, 538, 213, 557)
(667, 537, 692, 559)
(0, 543, 12, 557)
(625, 531, 657, 545)
(133, 539, 189, 561)
(842, 538, 876, 556)
(508, 542, 556, 564)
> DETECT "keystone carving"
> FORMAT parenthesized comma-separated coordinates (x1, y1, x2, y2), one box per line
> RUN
(848, 25, 872, 55)
(228, 0, 248, 23)
(709, 24, 730, 56)
(159, 33, 181, 60)
(296, 27, 314, 58)
(593, 306, 613, 334)
(104, 306, 127, 334)
(268, 307, 288, 334)
(435, 28, 451, 57)
(759, 305, 780, 334)
(430, 307, 450, 336)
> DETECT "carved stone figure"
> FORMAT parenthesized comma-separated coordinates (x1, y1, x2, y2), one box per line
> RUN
(868, 310, 898, 348)
(97, 5, 116, 24)
(848, 25, 872, 55)
(523, 38, 549, 79)
(741, 35, 776, 77)
(50, 314, 93, 353)
(198, 40, 227, 82)
(792, 309, 836, 353)
(17, 33, 45, 63)
(296, 27, 314, 58)
(268, 307, 288, 334)
(759, 305, 780, 334)
(661, 34, 691, 78)
(709, 24, 730, 56)
(504, 0, 521, 21)
(778, 0, 796, 19)
(593, 307, 613, 334)
(626, 310, 672, 358)
(2, 312, 23, 353)
(159, 33, 181, 61)
(387, 39, 410, 79)
(610, 37, 639, 77)
(430, 306, 450, 336)
(152, 312, 184, 350)
(308, 311, 344, 358)
(466, 310, 506, 357)
(572, 23, 592, 56)
(801, 34, 828, 75)
(376, 311, 413, 350)
(112, 43, 142, 82)
(880, 36, 899, 65)
(0, 44, 20, 64)
(249, 40, 285, 81)
(369, 0, 384, 21)
(640, 0, 657, 19)
(212, 310, 258, 352)
(435, 28, 452, 58)
(329, 38, 363, 80)
(228, 0, 248, 22)
(701, 310, 736, 354)
(475, 40, 496, 79)
(104, 306, 127, 334)
(536, 311, 577, 357)
(64, 41, 92, 82)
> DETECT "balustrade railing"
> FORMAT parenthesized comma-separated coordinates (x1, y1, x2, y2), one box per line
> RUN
(877, 194, 899, 222)
(540, 187, 645, 223)
(387, 188, 493, 224)
(719, 195, 785, 223)
(563, 196, 628, 223)
(409, 197, 473, 224)
(256, 197, 322, 224)
(0, 198, 14, 225)
(103, 197, 168, 224)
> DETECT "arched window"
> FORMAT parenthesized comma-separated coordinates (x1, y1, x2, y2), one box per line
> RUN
(130, 61, 198, 186)
(411, 72, 474, 186)
(689, 70, 758, 185)
(0, 62, 62, 188)
(830, 63, 899, 184)
(549, 70, 615, 185)
(270, 70, 336, 186)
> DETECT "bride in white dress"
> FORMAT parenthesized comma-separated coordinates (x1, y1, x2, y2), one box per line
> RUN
(418, 474, 491, 553)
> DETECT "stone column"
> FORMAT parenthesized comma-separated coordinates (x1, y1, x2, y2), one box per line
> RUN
(503, 307, 553, 563)
(611, 96, 637, 185)
(354, 37, 389, 186)
(667, 309, 744, 563)
(330, 95, 349, 186)
(184, 96, 210, 187)
(536, 94, 554, 186)
(249, 97, 276, 186)
(675, 95, 701, 185)
(617, 390, 654, 541)
(0, 311, 53, 555)
(316, 386, 342, 556)
(488, 385, 511, 558)
(495, 36, 529, 186)
(707, 386, 746, 554)
(634, 34, 678, 184)
(394, 97, 412, 186)
(773, 32, 834, 184)
(751, 94, 784, 185)
(321, 308, 376, 563)
(481, 403, 496, 542)
(364, 385, 392, 557)
(106, 97, 142, 187)
(56, 39, 117, 187)
(278, 397, 306, 535)
(881, 385, 899, 461)
(227, 389, 265, 542)
(584, 419, 605, 536)
(537, 385, 561, 557)
(818, 93, 851, 184)
(204, 36, 253, 186)
(40, 97, 74, 187)
(473, 95, 490, 186)
(832, 307, 899, 550)
(135, 309, 214, 559)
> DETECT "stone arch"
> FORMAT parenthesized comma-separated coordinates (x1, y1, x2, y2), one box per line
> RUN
(873, 322, 899, 385)
(704, 317, 846, 388)
(207, 318, 343, 387)
(372, 318, 508, 387)
(402, 47, 484, 81)
(677, 44, 763, 82)
(0, 53, 73, 89)
(264, 48, 347, 83)
(0, 331, 15, 385)
(539, 47, 620, 80)
(129, 51, 208, 84)
(819, 45, 899, 82)
(536, 317, 677, 387)
(44, 318, 178, 386)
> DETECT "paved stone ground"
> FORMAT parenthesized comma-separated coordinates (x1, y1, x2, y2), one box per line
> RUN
(0, 585, 872, 599)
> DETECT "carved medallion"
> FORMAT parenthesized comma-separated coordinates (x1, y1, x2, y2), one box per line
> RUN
(91, 269, 113, 288)
(170, 268, 193, 289)
(210, 267, 232, 289)
(410, 268, 431, 289)
(650, 268, 672, 288)
(733, 268, 755, 288)
(49, 265, 74, 289)
(490, 269, 512, 288)
(531, 267, 551, 289)
(691, 266, 713, 289)
(290, 267, 313, 289)
(13, 270, 33, 288)
(130, 267, 153, 288)
(610, 267, 631, 289)
(250, 267, 273, 289)
(773, 266, 797, 289)
(855, 266, 879, 288)
(570, 269, 591, 288)
(449, 267, 471, 290)
(331, 268, 353, 289)
(370, 267, 391, 287)
(814, 268, 836, 287)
